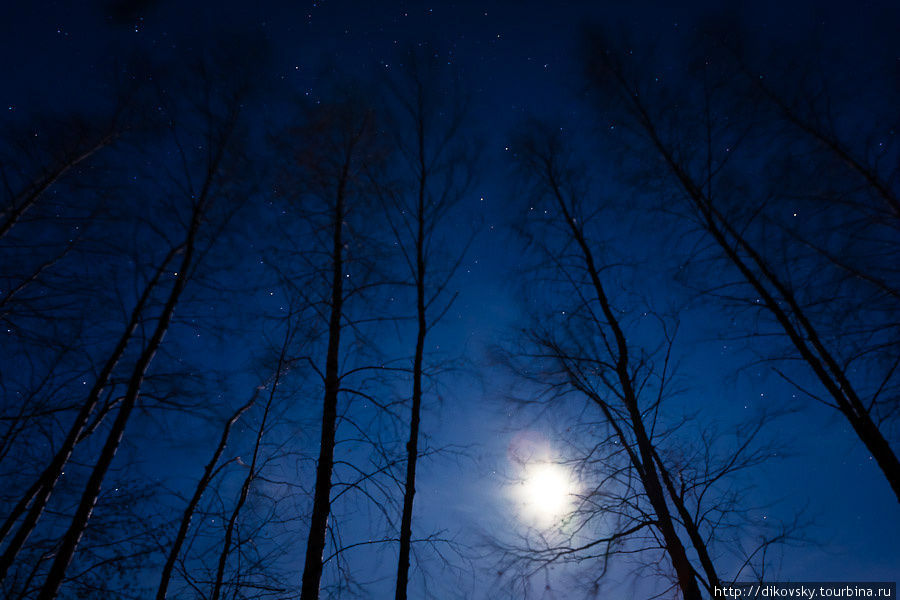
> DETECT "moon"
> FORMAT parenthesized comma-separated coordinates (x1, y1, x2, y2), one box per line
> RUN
(517, 461, 575, 525)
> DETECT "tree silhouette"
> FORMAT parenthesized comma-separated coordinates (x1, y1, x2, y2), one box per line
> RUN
(582, 28, 900, 503)
(508, 124, 703, 599)
(382, 45, 476, 600)
(496, 122, 799, 599)
(272, 86, 394, 600)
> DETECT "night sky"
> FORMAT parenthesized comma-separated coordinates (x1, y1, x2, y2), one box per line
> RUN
(2, 1, 899, 599)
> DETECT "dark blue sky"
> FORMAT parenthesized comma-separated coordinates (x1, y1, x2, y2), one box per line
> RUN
(2, 1, 899, 598)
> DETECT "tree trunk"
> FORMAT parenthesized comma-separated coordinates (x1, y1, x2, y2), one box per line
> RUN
(300, 174, 346, 600)
(621, 83, 900, 503)
(35, 211, 200, 600)
(629, 414, 703, 600)
(395, 155, 427, 600)
(549, 169, 702, 600)
(210, 353, 285, 600)
(653, 449, 720, 593)
(0, 244, 179, 581)
(156, 396, 255, 600)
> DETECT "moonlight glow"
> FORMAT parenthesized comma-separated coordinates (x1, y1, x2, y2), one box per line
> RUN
(517, 462, 576, 525)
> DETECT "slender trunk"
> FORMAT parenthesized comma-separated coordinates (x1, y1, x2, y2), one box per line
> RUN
(35, 210, 200, 600)
(626, 403, 702, 600)
(548, 168, 702, 600)
(707, 203, 900, 503)
(156, 396, 255, 600)
(211, 346, 286, 600)
(580, 383, 701, 598)
(0, 245, 179, 581)
(851, 413, 900, 500)
(300, 171, 347, 600)
(653, 449, 720, 594)
(394, 340, 423, 600)
(619, 84, 900, 503)
(395, 137, 427, 600)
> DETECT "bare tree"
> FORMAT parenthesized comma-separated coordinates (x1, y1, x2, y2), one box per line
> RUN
(509, 125, 702, 600)
(209, 322, 294, 600)
(273, 87, 393, 600)
(0, 95, 139, 513)
(152, 303, 311, 600)
(0, 242, 182, 581)
(382, 45, 476, 600)
(496, 123, 797, 599)
(155, 391, 256, 600)
(14, 53, 256, 599)
(581, 30, 900, 503)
